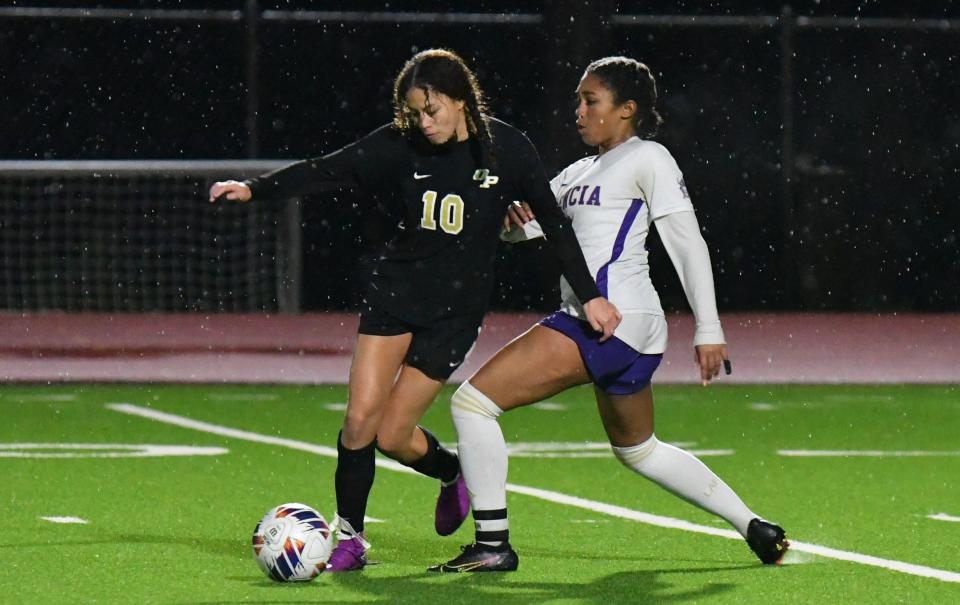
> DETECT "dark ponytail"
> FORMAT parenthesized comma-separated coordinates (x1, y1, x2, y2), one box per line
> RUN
(393, 49, 495, 167)
(584, 56, 663, 138)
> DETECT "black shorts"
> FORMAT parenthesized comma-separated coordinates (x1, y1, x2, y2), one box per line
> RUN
(357, 308, 483, 381)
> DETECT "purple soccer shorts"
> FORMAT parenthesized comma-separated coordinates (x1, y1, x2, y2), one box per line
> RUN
(540, 311, 662, 395)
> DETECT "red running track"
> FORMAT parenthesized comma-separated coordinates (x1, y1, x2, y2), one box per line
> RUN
(0, 312, 956, 384)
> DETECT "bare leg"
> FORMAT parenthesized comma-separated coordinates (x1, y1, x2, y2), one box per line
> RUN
(375, 364, 471, 536)
(470, 325, 591, 410)
(333, 332, 412, 544)
(376, 364, 445, 463)
(342, 333, 412, 448)
(593, 384, 655, 446)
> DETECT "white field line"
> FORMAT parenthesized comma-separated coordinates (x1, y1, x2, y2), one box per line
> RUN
(41, 516, 88, 524)
(206, 393, 278, 401)
(16, 394, 77, 402)
(440, 441, 732, 458)
(929, 513, 960, 523)
(0, 443, 227, 458)
(107, 403, 960, 584)
(463, 441, 730, 458)
(530, 402, 567, 411)
(779, 450, 960, 457)
(495, 450, 733, 459)
(505, 484, 960, 583)
(105, 403, 416, 476)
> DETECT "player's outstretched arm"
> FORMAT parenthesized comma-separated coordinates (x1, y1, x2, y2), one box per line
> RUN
(209, 180, 252, 203)
(583, 297, 622, 342)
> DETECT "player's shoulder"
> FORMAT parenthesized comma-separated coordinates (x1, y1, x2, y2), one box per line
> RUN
(345, 123, 407, 154)
(487, 116, 533, 145)
(363, 123, 405, 145)
(343, 123, 410, 167)
(622, 137, 677, 163)
(619, 138, 683, 179)
(486, 115, 517, 135)
(557, 154, 596, 179)
(487, 117, 546, 168)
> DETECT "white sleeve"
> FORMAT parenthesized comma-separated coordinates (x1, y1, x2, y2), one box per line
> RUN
(655, 210, 725, 345)
(637, 143, 695, 220)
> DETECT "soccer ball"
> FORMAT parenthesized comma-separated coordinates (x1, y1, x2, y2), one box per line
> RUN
(251, 503, 333, 581)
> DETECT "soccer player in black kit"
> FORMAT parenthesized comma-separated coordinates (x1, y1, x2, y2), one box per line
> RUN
(210, 49, 621, 571)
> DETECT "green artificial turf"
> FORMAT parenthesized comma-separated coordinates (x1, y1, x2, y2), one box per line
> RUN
(1, 383, 958, 603)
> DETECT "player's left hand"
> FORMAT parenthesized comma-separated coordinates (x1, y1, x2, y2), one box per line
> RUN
(583, 297, 622, 342)
(503, 201, 535, 231)
(695, 344, 728, 386)
(209, 180, 252, 203)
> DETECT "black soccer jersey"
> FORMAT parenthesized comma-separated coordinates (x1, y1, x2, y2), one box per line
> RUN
(246, 117, 601, 324)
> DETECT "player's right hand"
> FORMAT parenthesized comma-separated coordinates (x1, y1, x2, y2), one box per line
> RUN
(503, 200, 535, 231)
(583, 297, 621, 343)
(209, 180, 252, 203)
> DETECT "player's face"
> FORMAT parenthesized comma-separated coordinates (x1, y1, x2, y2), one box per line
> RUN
(574, 73, 634, 151)
(404, 87, 469, 144)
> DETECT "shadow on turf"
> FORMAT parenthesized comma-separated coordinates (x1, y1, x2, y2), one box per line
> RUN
(316, 567, 735, 605)
(45, 533, 749, 604)
(192, 569, 739, 604)
(2, 533, 250, 559)
(522, 545, 758, 567)
(117, 533, 248, 559)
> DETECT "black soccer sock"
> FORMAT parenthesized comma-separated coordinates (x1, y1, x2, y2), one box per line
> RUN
(334, 431, 377, 534)
(474, 508, 509, 546)
(407, 426, 460, 484)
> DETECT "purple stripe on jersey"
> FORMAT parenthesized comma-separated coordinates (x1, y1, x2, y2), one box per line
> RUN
(595, 198, 644, 297)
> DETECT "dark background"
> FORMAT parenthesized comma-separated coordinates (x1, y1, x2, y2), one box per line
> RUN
(2, 1, 958, 313)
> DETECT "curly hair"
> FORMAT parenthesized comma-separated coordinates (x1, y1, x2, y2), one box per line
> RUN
(393, 49, 494, 165)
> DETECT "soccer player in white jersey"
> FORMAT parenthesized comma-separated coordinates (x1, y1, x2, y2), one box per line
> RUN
(430, 56, 789, 572)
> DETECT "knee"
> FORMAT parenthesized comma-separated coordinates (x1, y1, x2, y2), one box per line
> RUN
(451, 381, 503, 427)
(612, 434, 659, 469)
(341, 405, 381, 447)
(374, 426, 413, 459)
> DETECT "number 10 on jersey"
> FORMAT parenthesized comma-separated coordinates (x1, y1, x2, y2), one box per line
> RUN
(420, 190, 464, 235)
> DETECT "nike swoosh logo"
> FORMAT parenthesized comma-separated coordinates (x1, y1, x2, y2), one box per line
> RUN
(444, 555, 504, 572)
(450, 561, 489, 572)
(414, 172, 431, 179)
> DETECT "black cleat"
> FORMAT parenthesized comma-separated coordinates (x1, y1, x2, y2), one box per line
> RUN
(746, 518, 790, 565)
(428, 542, 519, 573)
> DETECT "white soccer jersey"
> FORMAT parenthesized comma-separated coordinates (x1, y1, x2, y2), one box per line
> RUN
(549, 137, 695, 353)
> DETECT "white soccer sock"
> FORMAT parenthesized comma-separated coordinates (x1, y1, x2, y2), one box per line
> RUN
(451, 381, 509, 544)
(612, 435, 756, 536)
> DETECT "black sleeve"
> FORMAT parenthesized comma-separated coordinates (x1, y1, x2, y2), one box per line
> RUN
(244, 125, 399, 201)
(512, 133, 602, 304)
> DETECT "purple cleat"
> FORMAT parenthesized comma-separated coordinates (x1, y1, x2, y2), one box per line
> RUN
(325, 516, 370, 572)
(435, 472, 470, 536)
